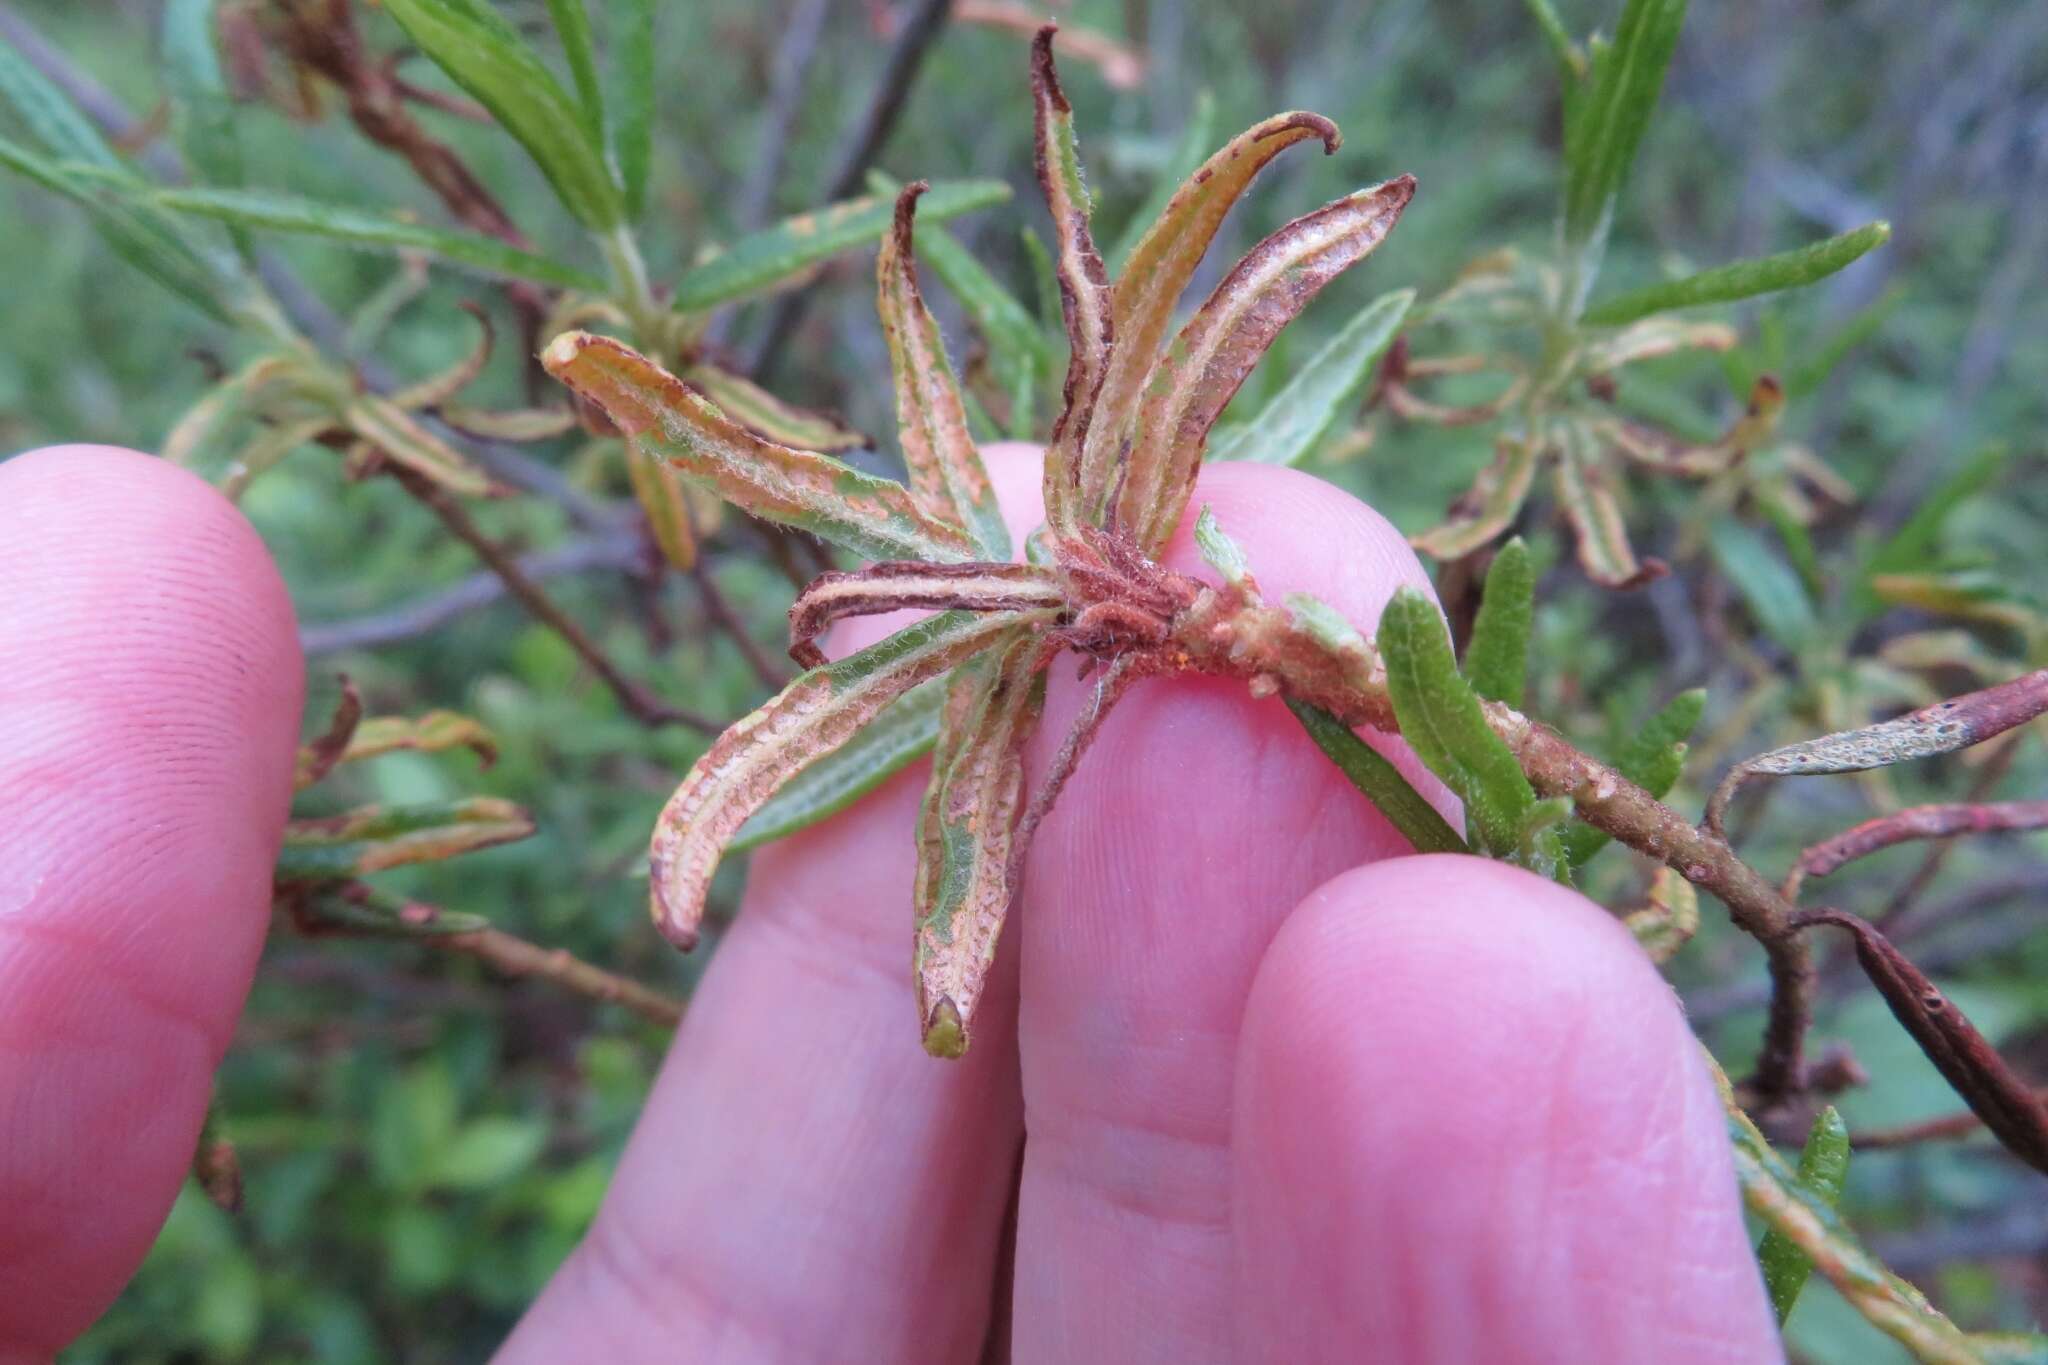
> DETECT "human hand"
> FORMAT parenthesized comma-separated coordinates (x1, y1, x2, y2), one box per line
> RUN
(0, 443, 1781, 1363)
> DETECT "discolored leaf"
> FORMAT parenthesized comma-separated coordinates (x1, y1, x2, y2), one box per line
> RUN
(1560, 687, 1704, 866)
(683, 361, 866, 453)
(787, 561, 1063, 669)
(1075, 109, 1342, 525)
(648, 610, 1050, 949)
(915, 632, 1046, 1056)
(1581, 316, 1736, 372)
(290, 881, 491, 938)
(277, 798, 534, 880)
(1287, 700, 1468, 856)
(1707, 516, 1815, 653)
(877, 184, 1009, 556)
(151, 187, 604, 289)
(1410, 434, 1542, 561)
(295, 678, 366, 790)
(1757, 1105, 1850, 1324)
(1192, 505, 1253, 587)
(543, 332, 979, 564)
(380, 0, 624, 230)
(389, 306, 494, 411)
(1378, 588, 1558, 873)
(666, 180, 1012, 313)
(437, 404, 578, 443)
(623, 443, 698, 571)
(1464, 536, 1533, 707)
(730, 682, 945, 852)
(1124, 175, 1416, 550)
(1555, 440, 1660, 588)
(1211, 288, 1413, 467)
(1582, 222, 1890, 328)
(344, 396, 495, 497)
(339, 711, 498, 772)
(1030, 26, 1114, 533)
(1623, 865, 1698, 963)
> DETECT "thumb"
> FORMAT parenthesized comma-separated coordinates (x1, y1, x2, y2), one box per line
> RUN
(1231, 854, 1781, 1363)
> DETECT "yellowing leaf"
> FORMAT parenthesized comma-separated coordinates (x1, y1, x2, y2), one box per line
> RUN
(649, 610, 1051, 949)
(1124, 176, 1415, 550)
(623, 441, 698, 572)
(1554, 441, 1657, 588)
(683, 360, 866, 453)
(543, 332, 978, 564)
(878, 183, 1009, 557)
(1073, 110, 1340, 523)
(915, 631, 1045, 1056)
(1030, 26, 1113, 535)
(1411, 434, 1542, 561)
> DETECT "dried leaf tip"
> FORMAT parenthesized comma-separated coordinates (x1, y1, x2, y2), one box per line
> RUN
(1030, 24, 1069, 115)
(923, 996, 967, 1058)
(892, 179, 932, 251)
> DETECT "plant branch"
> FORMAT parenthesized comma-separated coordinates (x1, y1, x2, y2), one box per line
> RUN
(388, 466, 719, 733)
(743, 0, 956, 376)
(438, 926, 683, 1027)
(1783, 799, 2048, 903)
(1850, 1085, 2048, 1152)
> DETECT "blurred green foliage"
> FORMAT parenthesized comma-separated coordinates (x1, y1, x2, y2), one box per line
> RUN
(2, 0, 2045, 1359)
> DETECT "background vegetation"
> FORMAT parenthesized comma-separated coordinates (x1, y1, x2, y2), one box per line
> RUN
(2, 0, 2045, 1359)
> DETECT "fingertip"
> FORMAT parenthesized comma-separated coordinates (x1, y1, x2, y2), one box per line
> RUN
(0, 443, 303, 1350)
(1232, 855, 1779, 1363)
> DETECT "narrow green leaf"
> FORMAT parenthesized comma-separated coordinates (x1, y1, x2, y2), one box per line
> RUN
(1077, 107, 1341, 524)
(0, 134, 229, 320)
(1787, 286, 1902, 399)
(1107, 89, 1217, 273)
(1212, 288, 1413, 467)
(1707, 517, 1816, 654)
(1561, 687, 1704, 866)
(0, 31, 125, 170)
(1124, 176, 1416, 551)
(380, 0, 623, 229)
(1287, 700, 1469, 855)
(876, 184, 1009, 559)
(544, 0, 605, 140)
(1378, 587, 1555, 871)
(543, 332, 978, 563)
(731, 682, 945, 852)
(1193, 505, 1252, 587)
(1864, 442, 2008, 584)
(1712, 1052, 1981, 1361)
(607, 0, 655, 218)
(151, 187, 604, 289)
(916, 632, 1045, 1056)
(1582, 223, 1890, 328)
(1560, 0, 1689, 255)
(1521, 0, 1587, 81)
(1758, 1106, 1851, 1325)
(162, 0, 245, 240)
(623, 443, 698, 571)
(649, 610, 1049, 949)
(666, 179, 1011, 313)
(1465, 537, 1533, 707)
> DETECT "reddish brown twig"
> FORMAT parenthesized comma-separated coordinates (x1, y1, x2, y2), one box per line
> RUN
(1875, 730, 2027, 925)
(1790, 908, 2048, 1174)
(438, 926, 684, 1027)
(1783, 798, 2048, 902)
(1850, 1085, 2048, 1152)
(389, 467, 719, 733)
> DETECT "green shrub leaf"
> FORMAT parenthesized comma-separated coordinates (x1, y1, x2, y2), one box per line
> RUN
(1758, 1105, 1851, 1324)
(543, 0, 604, 140)
(1560, 0, 1689, 266)
(1464, 536, 1533, 707)
(1212, 288, 1413, 467)
(607, 0, 655, 217)
(1560, 687, 1704, 866)
(380, 0, 624, 230)
(667, 179, 1011, 313)
(151, 187, 604, 288)
(1287, 700, 1468, 855)
(1582, 222, 1890, 328)
(731, 682, 946, 851)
